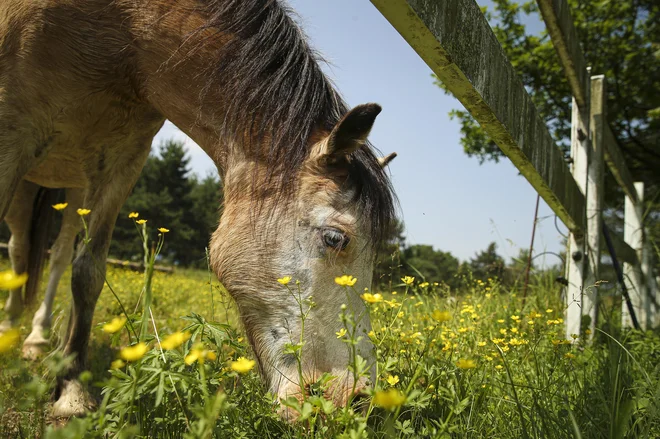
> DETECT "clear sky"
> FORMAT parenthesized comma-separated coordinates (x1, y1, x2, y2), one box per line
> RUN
(153, 0, 568, 266)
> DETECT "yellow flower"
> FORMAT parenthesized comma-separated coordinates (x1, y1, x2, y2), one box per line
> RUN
(368, 330, 376, 338)
(230, 356, 256, 373)
(419, 282, 429, 288)
(0, 270, 28, 290)
(185, 345, 217, 365)
(477, 341, 487, 347)
(161, 331, 191, 350)
(510, 327, 519, 333)
(386, 374, 400, 386)
(110, 359, 125, 370)
(495, 365, 504, 370)
(374, 388, 406, 409)
(52, 203, 68, 211)
(397, 311, 404, 318)
(401, 276, 415, 285)
(431, 310, 451, 323)
(128, 212, 139, 219)
(277, 276, 291, 285)
(564, 352, 576, 359)
(335, 275, 357, 287)
(497, 319, 505, 324)
(336, 328, 347, 338)
(136, 219, 147, 225)
(120, 342, 148, 362)
(484, 355, 493, 361)
(546, 309, 553, 313)
(102, 316, 127, 334)
(511, 315, 521, 321)
(499, 328, 507, 335)
(158, 227, 170, 233)
(384, 299, 399, 308)
(361, 292, 383, 304)
(76, 208, 91, 216)
(0, 329, 20, 354)
(456, 359, 477, 369)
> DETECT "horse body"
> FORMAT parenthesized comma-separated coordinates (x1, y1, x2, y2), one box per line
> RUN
(1, 0, 396, 419)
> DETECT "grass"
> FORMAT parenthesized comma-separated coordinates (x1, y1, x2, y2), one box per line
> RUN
(1, 232, 659, 438)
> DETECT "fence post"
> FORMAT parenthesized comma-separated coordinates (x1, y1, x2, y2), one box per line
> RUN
(623, 182, 646, 329)
(565, 85, 590, 339)
(583, 75, 605, 335)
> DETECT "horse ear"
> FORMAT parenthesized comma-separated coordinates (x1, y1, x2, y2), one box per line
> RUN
(323, 103, 382, 162)
(378, 152, 397, 168)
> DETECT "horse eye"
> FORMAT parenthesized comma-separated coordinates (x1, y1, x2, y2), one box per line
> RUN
(322, 228, 349, 250)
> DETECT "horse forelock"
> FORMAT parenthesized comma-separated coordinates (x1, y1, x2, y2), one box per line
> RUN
(180, 0, 397, 246)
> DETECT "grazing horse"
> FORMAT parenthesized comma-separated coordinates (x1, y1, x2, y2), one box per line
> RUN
(0, 0, 397, 418)
(1, 186, 82, 360)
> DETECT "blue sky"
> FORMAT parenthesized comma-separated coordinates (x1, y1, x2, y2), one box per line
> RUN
(153, 0, 567, 265)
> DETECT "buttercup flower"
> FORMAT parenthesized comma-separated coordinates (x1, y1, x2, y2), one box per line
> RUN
(102, 316, 127, 334)
(335, 275, 357, 287)
(111, 359, 125, 369)
(230, 356, 256, 373)
(336, 328, 347, 338)
(161, 331, 190, 350)
(120, 342, 148, 362)
(185, 345, 217, 365)
(158, 227, 170, 233)
(136, 219, 147, 225)
(128, 212, 139, 219)
(0, 270, 28, 290)
(386, 375, 400, 386)
(277, 276, 291, 285)
(431, 310, 451, 323)
(77, 208, 91, 216)
(456, 358, 477, 369)
(374, 388, 406, 409)
(0, 329, 20, 354)
(401, 276, 415, 285)
(52, 203, 68, 211)
(361, 292, 383, 304)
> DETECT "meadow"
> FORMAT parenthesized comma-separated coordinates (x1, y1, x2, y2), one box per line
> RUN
(1, 226, 659, 438)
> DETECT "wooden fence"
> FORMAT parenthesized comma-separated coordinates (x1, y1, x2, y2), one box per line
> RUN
(371, 0, 658, 336)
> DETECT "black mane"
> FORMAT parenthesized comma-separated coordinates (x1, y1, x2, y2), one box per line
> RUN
(194, 0, 397, 244)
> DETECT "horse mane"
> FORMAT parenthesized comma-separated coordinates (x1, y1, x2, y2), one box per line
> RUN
(191, 0, 397, 244)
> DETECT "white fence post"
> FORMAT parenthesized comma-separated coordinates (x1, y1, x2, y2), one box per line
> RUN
(565, 89, 590, 339)
(623, 183, 646, 329)
(584, 75, 605, 335)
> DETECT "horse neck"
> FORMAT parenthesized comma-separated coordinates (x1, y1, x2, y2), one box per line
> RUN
(126, 0, 236, 172)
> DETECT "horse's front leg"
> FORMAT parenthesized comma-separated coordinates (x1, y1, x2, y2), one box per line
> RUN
(23, 189, 84, 360)
(0, 181, 39, 332)
(51, 145, 153, 418)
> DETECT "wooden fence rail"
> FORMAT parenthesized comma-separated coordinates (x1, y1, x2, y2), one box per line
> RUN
(371, 0, 658, 334)
(0, 243, 174, 273)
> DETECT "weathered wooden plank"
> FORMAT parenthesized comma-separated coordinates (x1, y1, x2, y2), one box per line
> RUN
(603, 125, 639, 204)
(0, 243, 174, 273)
(602, 231, 639, 267)
(623, 183, 647, 328)
(371, 0, 586, 233)
(536, 0, 588, 109)
(564, 94, 589, 338)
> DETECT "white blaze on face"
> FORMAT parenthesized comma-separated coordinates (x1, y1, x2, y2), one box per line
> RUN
(261, 195, 376, 406)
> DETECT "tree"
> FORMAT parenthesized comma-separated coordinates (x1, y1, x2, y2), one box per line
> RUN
(402, 244, 461, 289)
(434, 0, 660, 269)
(468, 242, 506, 282)
(110, 140, 222, 266)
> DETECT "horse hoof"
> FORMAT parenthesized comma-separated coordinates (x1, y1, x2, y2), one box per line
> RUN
(21, 342, 47, 361)
(51, 380, 94, 418)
